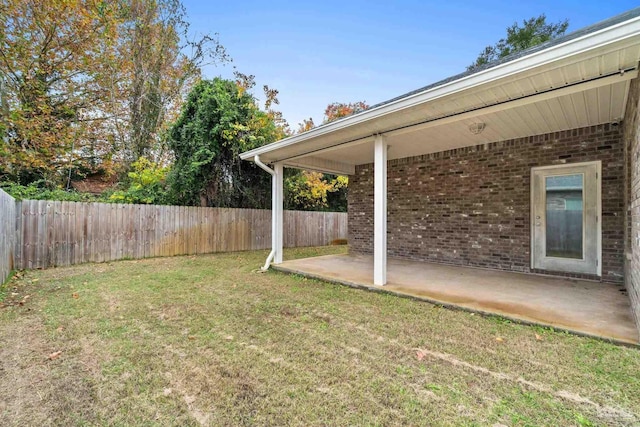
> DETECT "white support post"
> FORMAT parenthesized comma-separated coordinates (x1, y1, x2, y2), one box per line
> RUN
(273, 162, 284, 264)
(374, 135, 387, 285)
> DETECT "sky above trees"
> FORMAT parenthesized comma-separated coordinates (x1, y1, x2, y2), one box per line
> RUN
(182, 0, 638, 127)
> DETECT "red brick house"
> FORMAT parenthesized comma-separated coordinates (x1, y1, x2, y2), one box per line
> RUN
(241, 9, 640, 344)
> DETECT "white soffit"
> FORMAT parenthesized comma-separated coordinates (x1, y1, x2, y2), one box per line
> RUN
(240, 12, 640, 173)
(313, 78, 632, 165)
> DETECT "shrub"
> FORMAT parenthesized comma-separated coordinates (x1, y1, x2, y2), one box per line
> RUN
(0, 180, 102, 202)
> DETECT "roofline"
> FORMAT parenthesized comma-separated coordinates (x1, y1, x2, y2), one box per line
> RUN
(240, 10, 640, 161)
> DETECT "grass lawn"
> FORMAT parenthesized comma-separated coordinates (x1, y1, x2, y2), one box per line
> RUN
(1, 246, 639, 426)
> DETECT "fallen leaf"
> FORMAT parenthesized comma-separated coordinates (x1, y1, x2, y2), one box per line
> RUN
(56, 326, 64, 332)
(188, 335, 196, 340)
(72, 293, 79, 299)
(163, 388, 172, 396)
(495, 337, 504, 343)
(225, 335, 234, 341)
(416, 350, 426, 361)
(31, 279, 39, 283)
(535, 333, 543, 341)
(48, 351, 62, 360)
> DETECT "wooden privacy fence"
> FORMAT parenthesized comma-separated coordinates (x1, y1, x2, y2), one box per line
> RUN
(0, 190, 347, 272)
(0, 190, 17, 283)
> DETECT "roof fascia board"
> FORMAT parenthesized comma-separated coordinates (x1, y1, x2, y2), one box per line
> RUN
(240, 15, 640, 161)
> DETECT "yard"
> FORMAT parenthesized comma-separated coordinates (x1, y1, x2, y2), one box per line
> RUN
(0, 246, 639, 426)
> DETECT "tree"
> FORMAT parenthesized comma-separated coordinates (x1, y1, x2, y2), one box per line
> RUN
(296, 118, 315, 133)
(106, 0, 229, 168)
(0, 0, 119, 185)
(285, 101, 368, 211)
(467, 15, 569, 71)
(167, 78, 281, 208)
(0, 0, 229, 187)
(109, 157, 169, 204)
(285, 171, 347, 211)
(324, 101, 368, 123)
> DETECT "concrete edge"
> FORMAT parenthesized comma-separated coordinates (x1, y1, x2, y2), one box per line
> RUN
(272, 264, 640, 348)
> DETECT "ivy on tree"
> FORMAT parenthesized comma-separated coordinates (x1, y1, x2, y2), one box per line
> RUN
(167, 78, 280, 208)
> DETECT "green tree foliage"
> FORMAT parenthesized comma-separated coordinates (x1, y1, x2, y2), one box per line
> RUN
(467, 14, 569, 71)
(167, 78, 280, 208)
(0, 181, 106, 202)
(285, 171, 348, 212)
(285, 101, 367, 211)
(109, 157, 169, 204)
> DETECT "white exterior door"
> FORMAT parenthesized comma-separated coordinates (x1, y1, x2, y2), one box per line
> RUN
(531, 162, 601, 276)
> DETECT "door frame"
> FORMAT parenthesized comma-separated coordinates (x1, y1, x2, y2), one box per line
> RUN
(530, 161, 602, 276)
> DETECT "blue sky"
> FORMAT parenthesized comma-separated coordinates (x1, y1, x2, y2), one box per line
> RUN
(182, 1, 639, 128)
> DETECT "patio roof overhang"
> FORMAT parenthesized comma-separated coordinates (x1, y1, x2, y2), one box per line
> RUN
(241, 9, 640, 284)
(240, 10, 640, 175)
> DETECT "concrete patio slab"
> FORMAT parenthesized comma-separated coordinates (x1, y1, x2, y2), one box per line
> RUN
(274, 254, 639, 345)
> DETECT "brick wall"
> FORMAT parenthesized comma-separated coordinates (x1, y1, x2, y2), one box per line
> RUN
(348, 124, 625, 284)
(623, 76, 640, 330)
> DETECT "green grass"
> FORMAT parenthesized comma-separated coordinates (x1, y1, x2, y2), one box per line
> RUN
(1, 246, 639, 426)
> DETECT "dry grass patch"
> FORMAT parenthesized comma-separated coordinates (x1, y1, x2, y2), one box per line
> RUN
(0, 246, 639, 426)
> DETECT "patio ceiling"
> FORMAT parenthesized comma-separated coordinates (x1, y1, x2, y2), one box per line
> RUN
(304, 76, 633, 168)
(240, 11, 640, 175)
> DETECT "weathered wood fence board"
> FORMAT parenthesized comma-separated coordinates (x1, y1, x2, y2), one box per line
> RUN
(0, 189, 17, 283)
(9, 199, 346, 269)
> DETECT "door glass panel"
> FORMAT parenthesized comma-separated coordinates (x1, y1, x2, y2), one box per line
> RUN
(545, 174, 583, 259)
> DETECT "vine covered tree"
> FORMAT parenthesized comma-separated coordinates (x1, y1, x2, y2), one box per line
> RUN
(167, 78, 281, 208)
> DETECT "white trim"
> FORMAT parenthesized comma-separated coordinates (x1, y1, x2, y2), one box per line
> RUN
(374, 135, 387, 285)
(240, 15, 640, 161)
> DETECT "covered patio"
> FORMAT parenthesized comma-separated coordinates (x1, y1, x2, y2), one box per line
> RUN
(240, 10, 640, 345)
(274, 254, 639, 344)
